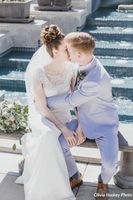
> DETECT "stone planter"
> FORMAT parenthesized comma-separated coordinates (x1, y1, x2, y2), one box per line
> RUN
(0, 0, 32, 18)
(37, 0, 72, 11)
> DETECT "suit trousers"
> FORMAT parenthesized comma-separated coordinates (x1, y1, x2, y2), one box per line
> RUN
(59, 119, 78, 178)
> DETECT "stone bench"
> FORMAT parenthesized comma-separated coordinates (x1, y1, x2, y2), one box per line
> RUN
(0, 122, 133, 189)
(79, 123, 133, 189)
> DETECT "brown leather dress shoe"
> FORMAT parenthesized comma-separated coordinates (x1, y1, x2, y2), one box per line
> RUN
(70, 174, 83, 190)
(95, 182, 108, 200)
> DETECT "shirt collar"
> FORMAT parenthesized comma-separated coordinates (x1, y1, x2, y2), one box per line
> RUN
(79, 56, 96, 73)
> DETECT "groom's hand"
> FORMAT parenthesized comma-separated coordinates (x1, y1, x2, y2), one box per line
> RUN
(61, 127, 77, 147)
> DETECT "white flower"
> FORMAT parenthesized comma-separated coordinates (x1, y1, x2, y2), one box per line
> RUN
(0, 100, 29, 133)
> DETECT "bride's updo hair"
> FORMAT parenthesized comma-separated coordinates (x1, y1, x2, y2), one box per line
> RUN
(40, 24, 65, 57)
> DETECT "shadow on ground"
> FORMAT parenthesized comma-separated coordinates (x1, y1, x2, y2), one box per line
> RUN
(0, 172, 133, 200)
(0, 172, 24, 200)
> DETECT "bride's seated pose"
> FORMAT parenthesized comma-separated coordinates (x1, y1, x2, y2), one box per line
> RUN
(15, 25, 85, 200)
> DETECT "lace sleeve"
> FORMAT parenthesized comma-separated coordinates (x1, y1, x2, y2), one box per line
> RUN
(32, 67, 44, 86)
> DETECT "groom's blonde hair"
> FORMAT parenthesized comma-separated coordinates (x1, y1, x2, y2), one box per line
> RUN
(65, 32, 95, 54)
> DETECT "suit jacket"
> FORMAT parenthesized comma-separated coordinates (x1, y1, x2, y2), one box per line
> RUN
(47, 56, 119, 139)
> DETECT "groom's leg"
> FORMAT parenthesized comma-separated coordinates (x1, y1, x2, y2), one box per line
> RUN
(95, 132, 119, 184)
(58, 119, 79, 178)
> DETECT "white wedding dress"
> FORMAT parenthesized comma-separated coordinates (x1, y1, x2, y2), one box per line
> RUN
(15, 46, 78, 200)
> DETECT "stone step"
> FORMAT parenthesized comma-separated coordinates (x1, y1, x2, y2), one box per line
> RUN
(111, 77, 133, 100)
(0, 71, 25, 92)
(1, 52, 133, 78)
(1, 54, 133, 78)
(84, 26, 133, 42)
(101, 0, 133, 7)
(0, 48, 33, 70)
(2, 90, 133, 123)
(1, 89, 133, 123)
(95, 40, 133, 57)
(0, 68, 133, 98)
(0, 33, 13, 55)
(87, 8, 133, 27)
(98, 56, 133, 77)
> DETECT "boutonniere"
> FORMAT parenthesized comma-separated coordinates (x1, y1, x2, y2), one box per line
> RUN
(75, 71, 87, 86)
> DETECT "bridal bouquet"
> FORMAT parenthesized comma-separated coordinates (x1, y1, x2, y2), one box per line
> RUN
(0, 100, 28, 134)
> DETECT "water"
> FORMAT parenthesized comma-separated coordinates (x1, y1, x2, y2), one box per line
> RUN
(111, 77, 133, 89)
(2, 90, 28, 105)
(96, 40, 133, 49)
(91, 26, 133, 34)
(94, 8, 133, 19)
(114, 97, 133, 116)
(0, 71, 24, 80)
(2, 91, 133, 123)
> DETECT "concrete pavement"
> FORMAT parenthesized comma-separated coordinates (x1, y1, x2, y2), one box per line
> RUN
(0, 152, 133, 200)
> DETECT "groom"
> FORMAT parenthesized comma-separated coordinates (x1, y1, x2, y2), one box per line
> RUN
(47, 32, 119, 199)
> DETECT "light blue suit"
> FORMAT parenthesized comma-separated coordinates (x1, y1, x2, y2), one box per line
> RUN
(48, 56, 119, 183)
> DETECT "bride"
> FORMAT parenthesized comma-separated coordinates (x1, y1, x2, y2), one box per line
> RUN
(15, 25, 85, 200)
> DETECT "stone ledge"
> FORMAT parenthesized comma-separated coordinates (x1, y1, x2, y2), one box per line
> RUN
(0, 20, 47, 51)
(31, 4, 90, 33)
(0, 17, 34, 23)
(0, 32, 13, 55)
(0, 123, 133, 165)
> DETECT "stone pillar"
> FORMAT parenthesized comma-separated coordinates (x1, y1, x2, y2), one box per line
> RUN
(114, 151, 133, 188)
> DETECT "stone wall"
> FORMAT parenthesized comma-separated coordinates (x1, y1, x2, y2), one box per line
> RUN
(0, 20, 47, 53)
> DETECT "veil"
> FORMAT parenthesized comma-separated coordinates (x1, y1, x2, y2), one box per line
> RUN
(25, 45, 52, 117)
(25, 45, 52, 77)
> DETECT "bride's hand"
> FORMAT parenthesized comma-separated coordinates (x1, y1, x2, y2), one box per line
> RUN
(76, 135, 86, 146)
(75, 125, 86, 146)
(61, 127, 77, 147)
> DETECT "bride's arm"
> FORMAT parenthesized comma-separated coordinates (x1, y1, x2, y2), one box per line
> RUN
(70, 78, 86, 145)
(32, 78, 77, 147)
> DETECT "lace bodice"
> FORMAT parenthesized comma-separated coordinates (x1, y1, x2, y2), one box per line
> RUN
(26, 61, 78, 123)
(36, 61, 78, 97)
